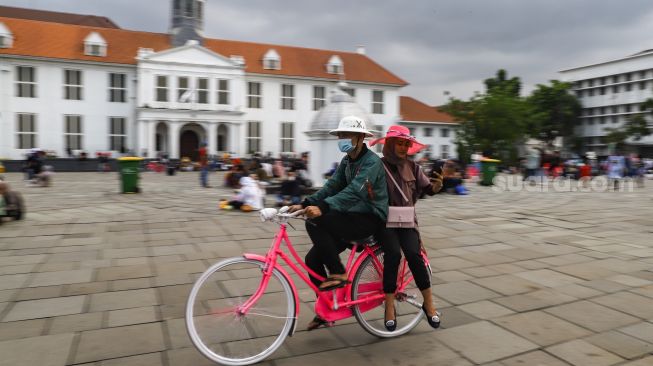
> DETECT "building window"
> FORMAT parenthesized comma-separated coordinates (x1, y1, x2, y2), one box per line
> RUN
(313, 86, 326, 111)
(0, 29, 13, 48)
(588, 89, 594, 97)
(588, 79, 594, 87)
(246, 121, 261, 154)
(247, 82, 262, 108)
(640, 81, 647, 90)
(177, 77, 189, 103)
(372, 90, 384, 114)
(217, 79, 229, 105)
(374, 125, 384, 152)
(281, 122, 294, 152)
(156, 76, 168, 102)
(640, 71, 647, 79)
(281, 84, 295, 110)
(263, 49, 281, 70)
(588, 117, 594, 125)
(108, 73, 126, 102)
(16, 113, 37, 149)
(342, 87, 355, 97)
(15, 66, 36, 98)
(612, 85, 619, 94)
(64, 115, 83, 150)
(408, 127, 415, 136)
(424, 127, 433, 137)
(575, 90, 583, 98)
(599, 87, 606, 95)
(599, 116, 606, 124)
(197, 78, 208, 104)
(326, 55, 344, 74)
(625, 104, 632, 113)
(599, 77, 606, 85)
(441, 145, 450, 159)
(84, 32, 107, 56)
(441, 128, 450, 138)
(64, 69, 83, 100)
(109, 117, 126, 151)
(625, 83, 632, 92)
(612, 75, 619, 83)
(612, 115, 619, 124)
(625, 73, 632, 81)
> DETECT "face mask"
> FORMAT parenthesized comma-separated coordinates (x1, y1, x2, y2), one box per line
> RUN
(338, 138, 355, 153)
(288, 176, 296, 181)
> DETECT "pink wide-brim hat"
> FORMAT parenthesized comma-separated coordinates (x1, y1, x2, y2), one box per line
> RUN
(369, 125, 426, 155)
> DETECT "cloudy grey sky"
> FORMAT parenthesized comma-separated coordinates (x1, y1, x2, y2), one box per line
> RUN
(4, 0, 653, 105)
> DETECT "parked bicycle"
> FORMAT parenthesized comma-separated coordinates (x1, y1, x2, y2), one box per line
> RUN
(186, 206, 432, 365)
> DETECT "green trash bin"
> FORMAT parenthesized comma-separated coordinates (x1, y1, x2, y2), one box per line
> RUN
(480, 158, 501, 186)
(117, 157, 143, 193)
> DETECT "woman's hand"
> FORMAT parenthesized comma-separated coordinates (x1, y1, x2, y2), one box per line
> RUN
(304, 206, 322, 218)
(431, 171, 443, 193)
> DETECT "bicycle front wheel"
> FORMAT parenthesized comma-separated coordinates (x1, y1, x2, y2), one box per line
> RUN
(185, 257, 296, 366)
(352, 248, 424, 338)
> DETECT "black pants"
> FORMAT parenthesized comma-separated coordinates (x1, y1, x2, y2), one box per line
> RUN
(305, 211, 382, 287)
(381, 227, 431, 294)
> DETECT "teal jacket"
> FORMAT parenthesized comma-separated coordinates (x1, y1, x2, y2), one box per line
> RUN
(303, 144, 388, 221)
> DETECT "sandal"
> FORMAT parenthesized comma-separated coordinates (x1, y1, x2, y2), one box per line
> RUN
(318, 275, 350, 291)
(306, 316, 334, 331)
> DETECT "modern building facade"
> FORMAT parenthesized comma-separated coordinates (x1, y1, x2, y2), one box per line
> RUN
(0, 2, 457, 161)
(560, 50, 653, 156)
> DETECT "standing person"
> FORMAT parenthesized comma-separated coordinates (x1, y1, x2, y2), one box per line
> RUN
(198, 142, 210, 188)
(369, 125, 443, 332)
(288, 116, 388, 330)
(523, 146, 540, 181)
(607, 152, 625, 191)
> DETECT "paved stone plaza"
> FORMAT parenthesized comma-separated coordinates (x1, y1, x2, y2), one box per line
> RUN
(0, 171, 652, 366)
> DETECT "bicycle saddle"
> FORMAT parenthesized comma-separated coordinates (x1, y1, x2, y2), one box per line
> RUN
(345, 235, 378, 248)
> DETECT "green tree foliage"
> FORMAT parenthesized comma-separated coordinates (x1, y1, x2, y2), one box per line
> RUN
(443, 70, 528, 163)
(604, 98, 652, 144)
(526, 80, 582, 145)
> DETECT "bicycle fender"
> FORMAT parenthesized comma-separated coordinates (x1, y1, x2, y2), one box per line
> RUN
(242, 253, 300, 336)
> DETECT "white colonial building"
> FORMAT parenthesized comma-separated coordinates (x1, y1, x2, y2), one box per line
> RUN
(0, 1, 457, 161)
(560, 50, 653, 156)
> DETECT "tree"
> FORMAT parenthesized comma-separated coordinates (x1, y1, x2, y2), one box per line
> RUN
(604, 98, 652, 145)
(484, 69, 521, 97)
(443, 70, 528, 164)
(526, 80, 582, 146)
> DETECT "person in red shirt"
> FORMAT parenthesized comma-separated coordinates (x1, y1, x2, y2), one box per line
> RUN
(579, 158, 592, 188)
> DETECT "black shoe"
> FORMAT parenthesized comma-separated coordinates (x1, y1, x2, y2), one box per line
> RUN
(384, 307, 397, 332)
(307, 316, 333, 331)
(422, 305, 441, 329)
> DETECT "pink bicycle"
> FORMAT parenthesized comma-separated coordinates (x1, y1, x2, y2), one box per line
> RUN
(186, 207, 432, 365)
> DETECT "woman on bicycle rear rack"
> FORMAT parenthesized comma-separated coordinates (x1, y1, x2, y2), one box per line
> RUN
(289, 115, 388, 330)
(370, 125, 443, 332)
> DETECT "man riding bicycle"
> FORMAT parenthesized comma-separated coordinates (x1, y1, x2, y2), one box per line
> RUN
(289, 115, 388, 330)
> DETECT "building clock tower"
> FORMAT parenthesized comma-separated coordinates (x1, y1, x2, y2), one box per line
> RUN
(170, 0, 204, 46)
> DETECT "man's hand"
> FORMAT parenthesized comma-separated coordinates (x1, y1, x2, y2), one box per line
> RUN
(305, 206, 322, 219)
(288, 205, 303, 213)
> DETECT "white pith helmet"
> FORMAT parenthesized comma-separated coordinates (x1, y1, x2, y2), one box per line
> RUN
(329, 115, 373, 137)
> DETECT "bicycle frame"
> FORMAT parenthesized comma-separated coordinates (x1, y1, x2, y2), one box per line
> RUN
(238, 221, 418, 327)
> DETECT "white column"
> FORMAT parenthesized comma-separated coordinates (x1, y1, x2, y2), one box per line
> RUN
(207, 122, 217, 155)
(170, 121, 180, 159)
(137, 119, 147, 157)
(147, 120, 156, 158)
(230, 122, 241, 155)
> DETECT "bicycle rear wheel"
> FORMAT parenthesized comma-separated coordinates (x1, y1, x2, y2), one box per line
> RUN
(185, 257, 295, 366)
(352, 248, 424, 337)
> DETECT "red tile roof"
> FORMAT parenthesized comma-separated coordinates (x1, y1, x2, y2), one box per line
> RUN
(0, 16, 407, 86)
(0, 5, 120, 28)
(400, 96, 457, 124)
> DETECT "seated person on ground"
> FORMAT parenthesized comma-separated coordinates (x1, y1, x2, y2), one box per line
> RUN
(277, 171, 302, 207)
(220, 175, 264, 212)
